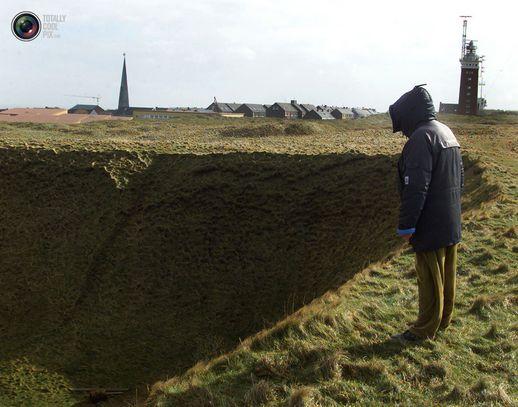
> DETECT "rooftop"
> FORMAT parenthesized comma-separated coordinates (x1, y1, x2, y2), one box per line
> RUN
(69, 104, 102, 110)
(273, 103, 299, 112)
(239, 103, 267, 112)
(0, 108, 130, 124)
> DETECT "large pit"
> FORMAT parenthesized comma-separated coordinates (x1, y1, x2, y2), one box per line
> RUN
(0, 146, 484, 392)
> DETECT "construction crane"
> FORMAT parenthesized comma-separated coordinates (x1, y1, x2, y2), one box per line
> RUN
(65, 94, 102, 105)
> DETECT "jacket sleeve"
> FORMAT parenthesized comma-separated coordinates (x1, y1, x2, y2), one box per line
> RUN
(397, 134, 433, 236)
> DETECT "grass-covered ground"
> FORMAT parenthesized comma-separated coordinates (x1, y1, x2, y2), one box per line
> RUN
(0, 114, 516, 406)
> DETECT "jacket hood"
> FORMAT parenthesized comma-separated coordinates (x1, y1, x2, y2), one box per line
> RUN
(389, 85, 436, 137)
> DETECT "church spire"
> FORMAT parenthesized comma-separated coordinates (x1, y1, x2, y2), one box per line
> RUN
(117, 53, 129, 112)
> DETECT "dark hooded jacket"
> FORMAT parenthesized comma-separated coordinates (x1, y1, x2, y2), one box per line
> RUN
(389, 85, 464, 252)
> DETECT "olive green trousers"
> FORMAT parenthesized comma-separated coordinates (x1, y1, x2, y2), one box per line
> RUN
(409, 244, 458, 339)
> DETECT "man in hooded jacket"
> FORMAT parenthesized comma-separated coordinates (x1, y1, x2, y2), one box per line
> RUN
(389, 85, 464, 341)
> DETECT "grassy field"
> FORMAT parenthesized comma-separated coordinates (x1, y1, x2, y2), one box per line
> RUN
(0, 114, 516, 406)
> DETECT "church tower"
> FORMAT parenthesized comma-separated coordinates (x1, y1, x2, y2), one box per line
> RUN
(117, 53, 129, 114)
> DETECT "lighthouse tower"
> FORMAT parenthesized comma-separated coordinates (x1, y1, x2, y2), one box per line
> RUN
(439, 17, 485, 115)
(458, 38, 481, 115)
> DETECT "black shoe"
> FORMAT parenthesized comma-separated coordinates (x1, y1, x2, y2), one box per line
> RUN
(391, 330, 422, 343)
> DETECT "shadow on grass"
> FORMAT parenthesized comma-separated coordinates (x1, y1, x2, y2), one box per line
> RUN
(345, 338, 420, 359)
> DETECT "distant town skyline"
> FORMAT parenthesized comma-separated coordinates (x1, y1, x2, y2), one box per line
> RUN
(1, 0, 517, 111)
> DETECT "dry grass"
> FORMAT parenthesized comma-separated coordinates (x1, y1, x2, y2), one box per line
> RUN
(315, 352, 343, 381)
(244, 380, 276, 406)
(503, 226, 517, 238)
(284, 121, 319, 136)
(288, 387, 321, 407)
(469, 294, 502, 316)
(219, 123, 283, 137)
(421, 362, 447, 381)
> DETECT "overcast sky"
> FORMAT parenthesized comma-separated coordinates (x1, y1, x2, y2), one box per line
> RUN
(1, 0, 517, 111)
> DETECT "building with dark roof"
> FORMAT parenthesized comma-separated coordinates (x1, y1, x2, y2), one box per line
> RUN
(225, 103, 242, 112)
(288, 100, 317, 118)
(317, 105, 337, 113)
(68, 104, 106, 115)
(331, 108, 354, 119)
(299, 104, 317, 115)
(236, 103, 267, 118)
(304, 109, 335, 120)
(266, 102, 299, 119)
(207, 101, 232, 113)
(207, 101, 241, 113)
(289, 100, 304, 118)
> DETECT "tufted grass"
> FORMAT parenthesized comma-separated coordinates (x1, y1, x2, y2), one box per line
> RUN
(0, 113, 516, 405)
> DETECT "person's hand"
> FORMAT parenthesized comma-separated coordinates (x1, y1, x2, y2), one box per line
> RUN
(401, 234, 413, 242)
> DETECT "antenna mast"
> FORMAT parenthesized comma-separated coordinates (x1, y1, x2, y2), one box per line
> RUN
(460, 16, 472, 59)
(479, 55, 486, 99)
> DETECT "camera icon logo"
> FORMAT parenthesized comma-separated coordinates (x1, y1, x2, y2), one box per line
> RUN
(12, 11, 41, 41)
